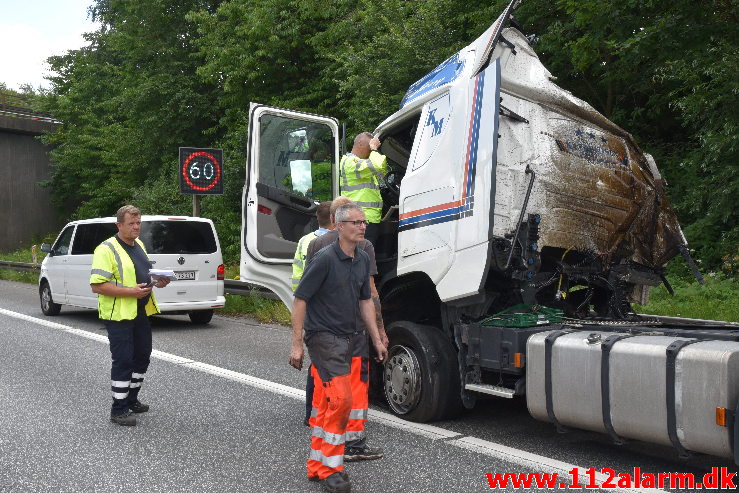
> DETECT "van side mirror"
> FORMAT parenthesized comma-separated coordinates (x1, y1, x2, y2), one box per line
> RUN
(40, 243, 52, 254)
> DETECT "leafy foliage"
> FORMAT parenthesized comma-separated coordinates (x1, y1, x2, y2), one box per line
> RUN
(28, 0, 738, 272)
(39, 0, 225, 223)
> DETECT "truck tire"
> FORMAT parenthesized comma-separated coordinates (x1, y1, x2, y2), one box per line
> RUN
(383, 321, 462, 422)
(188, 309, 213, 325)
(39, 281, 61, 316)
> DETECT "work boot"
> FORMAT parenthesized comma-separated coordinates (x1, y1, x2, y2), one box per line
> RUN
(344, 445, 383, 462)
(129, 401, 150, 413)
(320, 472, 351, 493)
(309, 471, 349, 483)
(110, 411, 136, 426)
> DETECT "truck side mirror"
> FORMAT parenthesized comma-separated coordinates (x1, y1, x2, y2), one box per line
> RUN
(40, 243, 52, 254)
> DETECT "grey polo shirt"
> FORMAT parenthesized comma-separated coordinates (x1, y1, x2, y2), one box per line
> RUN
(294, 240, 371, 336)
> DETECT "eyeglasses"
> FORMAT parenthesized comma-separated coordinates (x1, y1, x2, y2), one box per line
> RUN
(340, 220, 369, 227)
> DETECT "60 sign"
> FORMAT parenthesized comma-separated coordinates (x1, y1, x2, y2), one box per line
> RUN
(179, 147, 224, 195)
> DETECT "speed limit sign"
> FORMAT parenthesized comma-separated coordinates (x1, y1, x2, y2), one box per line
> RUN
(179, 147, 224, 195)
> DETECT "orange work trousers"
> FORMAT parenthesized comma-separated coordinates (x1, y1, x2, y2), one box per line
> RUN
(306, 331, 368, 480)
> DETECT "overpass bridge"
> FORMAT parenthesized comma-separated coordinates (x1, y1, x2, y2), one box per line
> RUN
(0, 92, 64, 252)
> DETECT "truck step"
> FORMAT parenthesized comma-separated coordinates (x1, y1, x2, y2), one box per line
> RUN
(465, 383, 516, 398)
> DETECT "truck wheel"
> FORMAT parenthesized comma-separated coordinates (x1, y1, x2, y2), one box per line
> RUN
(40, 281, 61, 316)
(188, 309, 213, 325)
(383, 321, 462, 422)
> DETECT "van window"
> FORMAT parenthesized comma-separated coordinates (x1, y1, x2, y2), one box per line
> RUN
(71, 223, 118, 255)
(139, 221, 217, 254)
(52, 226, 75, 256)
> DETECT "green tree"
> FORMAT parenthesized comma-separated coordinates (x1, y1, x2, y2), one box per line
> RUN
(37, 0, 737, 271)
(40, 0, 224, 218)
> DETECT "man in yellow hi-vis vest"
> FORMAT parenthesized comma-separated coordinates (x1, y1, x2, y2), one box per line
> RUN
(339, 132, 387, 246)
(291, 201, 333, 292)
(90, 205, 170, 426)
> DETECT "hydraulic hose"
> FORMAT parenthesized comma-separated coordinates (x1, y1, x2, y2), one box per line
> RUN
(504, 165, 535, 270)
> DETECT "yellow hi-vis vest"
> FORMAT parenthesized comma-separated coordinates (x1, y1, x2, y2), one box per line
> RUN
(339, 151, 388, 224)
(292, 231, 319, 291)
(89, 236, 160, 321)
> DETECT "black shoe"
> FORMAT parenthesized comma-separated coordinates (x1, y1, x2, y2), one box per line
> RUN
(344, 445, 383, 462)
(110, 411, 136, 426)
(320, 472, 351, 493)
(129, 401, 150, 413)
(309, 471, 349, 483)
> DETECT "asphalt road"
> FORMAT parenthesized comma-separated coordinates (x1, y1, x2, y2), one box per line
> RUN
(0, 279, 736, 493)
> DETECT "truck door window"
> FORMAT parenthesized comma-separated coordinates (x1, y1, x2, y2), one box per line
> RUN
(258, 114, 335, 202)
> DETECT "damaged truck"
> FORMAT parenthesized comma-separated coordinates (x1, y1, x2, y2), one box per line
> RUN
(239, 0, 739, 464)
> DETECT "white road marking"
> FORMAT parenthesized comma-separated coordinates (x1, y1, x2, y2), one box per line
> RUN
(0, 308, 668, 492)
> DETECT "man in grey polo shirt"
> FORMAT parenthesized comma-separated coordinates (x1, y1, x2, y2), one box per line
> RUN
(306, 197, 388, 348)
(289, 203, 388, 493)
(305, 197, 387, 464)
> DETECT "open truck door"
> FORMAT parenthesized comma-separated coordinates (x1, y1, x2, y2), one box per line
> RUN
(241, 103, 340, 308)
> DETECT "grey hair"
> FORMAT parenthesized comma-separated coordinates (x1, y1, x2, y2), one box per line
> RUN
(116, 205, 141, 222)
(334, 203, 365, 224)
(353, 132, 373, 146)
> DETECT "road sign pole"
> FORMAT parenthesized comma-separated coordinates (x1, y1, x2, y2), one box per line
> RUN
(193, 195, 201, 217)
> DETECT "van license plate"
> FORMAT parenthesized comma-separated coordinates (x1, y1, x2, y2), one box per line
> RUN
(175, 271, 195, 280)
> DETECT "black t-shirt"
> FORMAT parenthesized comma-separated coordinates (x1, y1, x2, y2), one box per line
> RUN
(116, 236, 152, 307)
(294, 240, 371, 335)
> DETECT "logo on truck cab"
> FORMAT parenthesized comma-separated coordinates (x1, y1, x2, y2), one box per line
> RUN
(426, 109, 445, 137)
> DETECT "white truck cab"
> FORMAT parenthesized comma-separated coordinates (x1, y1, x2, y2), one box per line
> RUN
(239, 1, 739, 465)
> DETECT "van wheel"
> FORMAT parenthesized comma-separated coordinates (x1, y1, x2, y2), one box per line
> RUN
(383, 321, 462, 422)
(188, 309, 213, 325)
(40, 281, 61, 316)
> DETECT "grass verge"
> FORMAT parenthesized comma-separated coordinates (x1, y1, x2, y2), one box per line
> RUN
(221, 292, 291, 325)
(0, 268, 38, 284)
(634, 274, 737, 322)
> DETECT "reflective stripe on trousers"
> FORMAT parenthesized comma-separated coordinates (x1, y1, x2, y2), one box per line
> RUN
(345, 356, 369, 446)
(307, 370, 352, 480)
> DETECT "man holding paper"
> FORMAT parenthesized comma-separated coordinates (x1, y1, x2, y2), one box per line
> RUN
(90, 205, 171, 426)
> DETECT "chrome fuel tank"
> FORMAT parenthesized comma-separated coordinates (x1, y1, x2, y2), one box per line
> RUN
(526, 330, 739, 459)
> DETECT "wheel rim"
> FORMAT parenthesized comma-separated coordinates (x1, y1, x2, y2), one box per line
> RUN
(41, 286, 51, 311)
(384, 344, 422, 415)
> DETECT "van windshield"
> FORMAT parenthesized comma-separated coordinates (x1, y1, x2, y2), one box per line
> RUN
(139, 221, 217, 254)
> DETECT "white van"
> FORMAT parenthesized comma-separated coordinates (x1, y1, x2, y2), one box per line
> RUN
(39, 215, 226, 324)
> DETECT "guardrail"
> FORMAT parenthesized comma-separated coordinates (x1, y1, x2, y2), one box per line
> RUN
(0, 260, 41, 272)
(223, 279, 280, 300)
(0, 260, 279, 300)
(0, 92, 57, 122)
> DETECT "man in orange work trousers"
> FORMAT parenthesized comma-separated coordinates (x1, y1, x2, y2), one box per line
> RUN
(290, 202, 388, 493)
